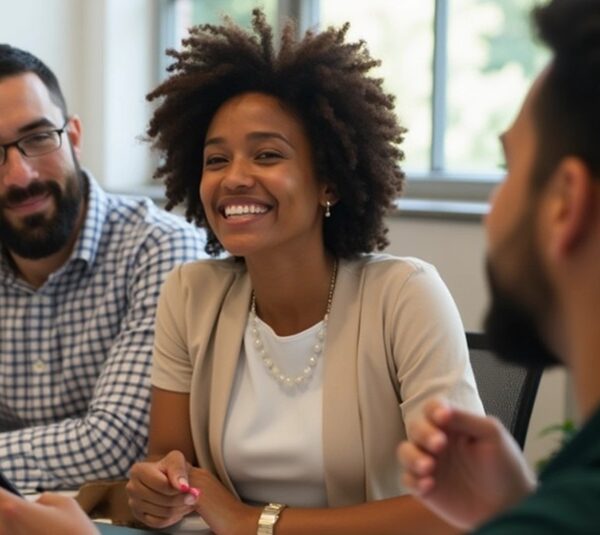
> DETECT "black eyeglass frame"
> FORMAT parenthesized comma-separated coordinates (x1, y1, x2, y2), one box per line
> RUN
(0, 119, 70, 166)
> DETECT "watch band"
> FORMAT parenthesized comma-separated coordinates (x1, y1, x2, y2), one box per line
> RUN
(257, 502, 287, 535)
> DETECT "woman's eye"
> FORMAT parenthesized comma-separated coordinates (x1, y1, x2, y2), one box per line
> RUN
(256, 151, 282, 161)
(205, 155, 227, 166)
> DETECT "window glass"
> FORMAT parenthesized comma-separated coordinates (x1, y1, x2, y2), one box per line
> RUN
(167, 0, 550, 182)
(319, 0, 433, 172)
(173, 0, 278, 47)
(446, 0, 549, 172)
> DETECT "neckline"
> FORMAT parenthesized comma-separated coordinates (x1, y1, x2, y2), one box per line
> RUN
(249, 259, 338, 389)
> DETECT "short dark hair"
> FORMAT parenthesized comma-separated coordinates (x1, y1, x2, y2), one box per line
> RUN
(0, 44, 68, 118)
(147, 9, 406, 258)
(530, 0, 600, 190)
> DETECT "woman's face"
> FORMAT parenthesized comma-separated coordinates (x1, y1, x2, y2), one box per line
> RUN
(200, 92, 328, 261)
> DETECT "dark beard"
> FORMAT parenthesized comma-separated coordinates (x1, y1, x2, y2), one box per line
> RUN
(484, 260, 560, 369)
(0, 171, 83, 260)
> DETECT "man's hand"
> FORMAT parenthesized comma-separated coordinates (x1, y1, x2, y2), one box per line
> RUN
(398, 399, 537, 530)
(0, 490, 99, 535)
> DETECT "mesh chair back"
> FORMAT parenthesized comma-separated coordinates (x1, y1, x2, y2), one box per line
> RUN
(467, 332, 543, 449)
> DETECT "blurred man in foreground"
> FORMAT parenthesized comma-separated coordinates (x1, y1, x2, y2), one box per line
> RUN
(399, 0, 600, 533)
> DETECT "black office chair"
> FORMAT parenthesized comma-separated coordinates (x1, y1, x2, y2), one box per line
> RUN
(467, 332, 543, 449)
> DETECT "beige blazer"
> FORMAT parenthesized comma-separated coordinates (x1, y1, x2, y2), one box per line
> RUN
(152, 254, 483, 506)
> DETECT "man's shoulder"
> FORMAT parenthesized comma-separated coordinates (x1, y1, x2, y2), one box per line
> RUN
(474, 463, 600, 535)
(105, 193, 189, 228)
(475, 414, 600, 535)
(103, 193, 204, 242)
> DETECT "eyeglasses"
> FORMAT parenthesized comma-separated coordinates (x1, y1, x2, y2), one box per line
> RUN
(0, 120, 69, 166)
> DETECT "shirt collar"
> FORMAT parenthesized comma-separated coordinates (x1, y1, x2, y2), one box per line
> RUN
(69, 170, 109, 269)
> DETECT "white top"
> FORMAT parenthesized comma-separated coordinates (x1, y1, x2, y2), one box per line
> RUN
(223, 314, 328, 507)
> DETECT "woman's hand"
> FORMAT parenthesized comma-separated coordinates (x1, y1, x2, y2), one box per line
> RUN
(189, 468, 261, 535)
(0, 490, 98, 535)
(126, 450, 197, 529)
(398, 399, 536, 530)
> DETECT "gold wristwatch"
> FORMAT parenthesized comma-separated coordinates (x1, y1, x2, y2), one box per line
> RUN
(257, 502, 287, 535)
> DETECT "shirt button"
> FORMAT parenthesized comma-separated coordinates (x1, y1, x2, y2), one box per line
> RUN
(33, 361, 47, 373)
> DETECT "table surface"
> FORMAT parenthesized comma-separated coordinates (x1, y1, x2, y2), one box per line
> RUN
(95, 524, 168, 534)
(94, 517, 212, 534)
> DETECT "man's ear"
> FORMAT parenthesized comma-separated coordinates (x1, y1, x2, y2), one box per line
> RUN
(546, 157, 594, 258)
(66, 115, 83, 159)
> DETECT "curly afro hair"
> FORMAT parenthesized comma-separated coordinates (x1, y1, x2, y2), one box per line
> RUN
(147, 9, 406, 258)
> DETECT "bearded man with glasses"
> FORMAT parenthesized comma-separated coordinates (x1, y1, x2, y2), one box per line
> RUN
(0, 45, 205, 493)
(0, 118, 80, 259)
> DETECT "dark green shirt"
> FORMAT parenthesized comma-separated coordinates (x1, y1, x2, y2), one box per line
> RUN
(474, 404, 600, 534)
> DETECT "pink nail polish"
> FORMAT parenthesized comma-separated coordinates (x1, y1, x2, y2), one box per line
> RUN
(189, 487, 201, 498)
(178, 477, 190, 493)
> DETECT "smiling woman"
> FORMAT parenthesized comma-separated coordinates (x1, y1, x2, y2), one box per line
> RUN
(124, 9, 485, 535)
(200, 92, 328, 263)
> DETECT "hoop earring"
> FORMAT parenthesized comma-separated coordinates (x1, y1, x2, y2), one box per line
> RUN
(325, 200, 331, 218)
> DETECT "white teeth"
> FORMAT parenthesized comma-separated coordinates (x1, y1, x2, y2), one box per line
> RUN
(224, 204, 268, 217)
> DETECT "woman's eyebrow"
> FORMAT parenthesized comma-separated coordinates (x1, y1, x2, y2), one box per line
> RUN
(204, 131, 293, 148)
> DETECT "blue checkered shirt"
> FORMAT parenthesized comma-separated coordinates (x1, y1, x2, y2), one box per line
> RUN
(0, 173, 205, 492)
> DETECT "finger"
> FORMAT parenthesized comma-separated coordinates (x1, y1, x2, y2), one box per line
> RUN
(424, 399, 506, 442)
(130, 502, 183, 529)
(128, 462, 180, 498)
(439, 408, 504, 440)
(140, 511, 185, 530)
(128, 485, 192, 509)
(423, 399, 453, 425)
(407, 415, 448, 454)
(35, 492, 75, 508)
(401, 471, 436, 496)
(161, 451, 192, 492)
(397, 441, 436, 476)
(134, 498, 194, 519)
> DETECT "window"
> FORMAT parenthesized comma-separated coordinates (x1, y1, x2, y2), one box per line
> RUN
(161, 0, 549, 206)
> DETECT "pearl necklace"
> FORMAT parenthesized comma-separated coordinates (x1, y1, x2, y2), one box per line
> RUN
(250, 260, 338, 389)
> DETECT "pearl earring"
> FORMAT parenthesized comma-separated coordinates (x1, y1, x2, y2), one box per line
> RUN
(325, 200, 331, 218)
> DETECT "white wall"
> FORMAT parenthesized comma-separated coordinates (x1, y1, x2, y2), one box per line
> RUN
(0, 0, 158, 189)
(0, 0, 83, 110)
(2, 0, 569, 469)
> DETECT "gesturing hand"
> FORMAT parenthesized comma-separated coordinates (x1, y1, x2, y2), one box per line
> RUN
(0, 489, 98, 535)
(398, 399, 536, 530)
